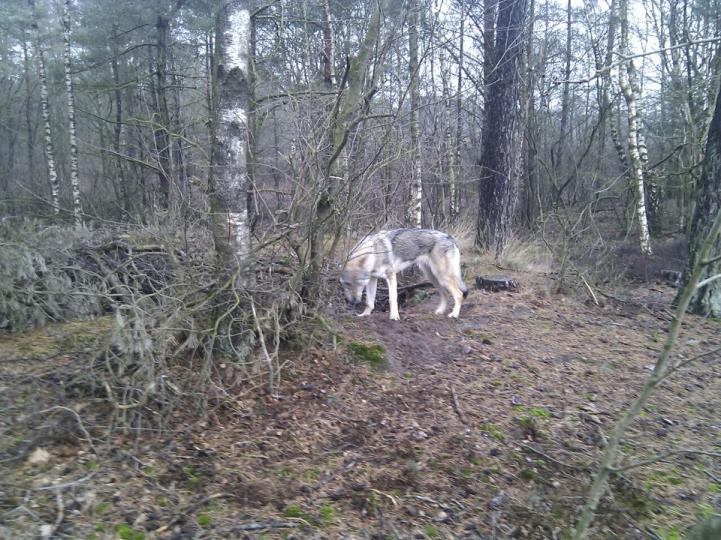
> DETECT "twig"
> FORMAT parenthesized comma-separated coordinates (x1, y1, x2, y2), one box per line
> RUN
(231, 521, 299, 531)
(579, 274, 599, 306)
(519, 442, 586, 471)
(660, 346, 721, 382)
(610, 449, 721, 473)
(37, 406, 98, 456)
(37, 473, 95, 491)
(449, 384, 468, 425)
(369, 488, 398, 506)
(153, 493, 230, 534)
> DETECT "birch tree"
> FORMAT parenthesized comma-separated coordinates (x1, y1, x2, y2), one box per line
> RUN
(210, 0, 252, 272)
(408, 0, 422, 227)
(61, 0, 83, 226)
(29, 0, 60, 216)
(618, 0, 653, 254)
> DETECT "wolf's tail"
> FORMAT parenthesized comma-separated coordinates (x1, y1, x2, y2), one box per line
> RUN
(455, 255, 469, 298)
(459, 277, 469, 299)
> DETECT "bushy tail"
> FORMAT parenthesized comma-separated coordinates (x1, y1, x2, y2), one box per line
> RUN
(455, 255, 469, 298)
(460, 277, 469, 298)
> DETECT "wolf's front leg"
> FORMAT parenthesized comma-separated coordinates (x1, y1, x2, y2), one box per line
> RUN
(387, 273, 400, 320)
(358, 278, 377, 317)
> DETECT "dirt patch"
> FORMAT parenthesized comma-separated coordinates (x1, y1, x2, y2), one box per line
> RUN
(1, 271, 720, 539)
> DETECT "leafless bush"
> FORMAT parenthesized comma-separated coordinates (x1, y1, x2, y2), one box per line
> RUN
(1, 218, 306, 430)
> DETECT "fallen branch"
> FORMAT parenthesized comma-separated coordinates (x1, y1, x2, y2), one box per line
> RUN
(37, 406, 98, 456)
(231, 521, 299, 531)
(449, 384, 468, 425)
(609, 449, 721, 473)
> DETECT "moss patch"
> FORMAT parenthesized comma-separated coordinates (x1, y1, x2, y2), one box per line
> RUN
(348, 341, 385, 366)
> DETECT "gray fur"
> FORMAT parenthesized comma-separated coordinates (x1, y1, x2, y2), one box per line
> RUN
(340, 228, 468, 320)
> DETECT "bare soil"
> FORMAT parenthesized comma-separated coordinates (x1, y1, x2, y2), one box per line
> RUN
(1, 268, 720, 539)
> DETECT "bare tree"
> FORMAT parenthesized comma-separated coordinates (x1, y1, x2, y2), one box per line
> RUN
(61, 0, 83, 226)
(409, 0, 422, 227)
(29, 0, 60, 216)
(618, 0, 653, 254)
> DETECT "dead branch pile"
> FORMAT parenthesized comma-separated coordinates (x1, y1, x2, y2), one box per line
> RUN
(1, 219, 305, 429)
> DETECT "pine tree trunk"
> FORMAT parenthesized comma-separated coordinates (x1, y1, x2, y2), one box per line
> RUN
(29, 0, 60, 217)
(676, 84, 721, 317)
(476, 0, 528, 255)
(62, 0, 83, 227)
(409, 0, 422, 228)
(210, 0, 252, 272)
(618, 0, 652, 255)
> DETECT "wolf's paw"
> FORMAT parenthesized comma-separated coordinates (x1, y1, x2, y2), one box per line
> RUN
(389, 313, 400, 321)
(448, 312, 459, 319)
(357, 310, 372, 317)
(434, 306, 447, 315)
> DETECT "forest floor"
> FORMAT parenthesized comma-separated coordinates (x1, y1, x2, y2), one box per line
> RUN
(1, 250, 721, 539)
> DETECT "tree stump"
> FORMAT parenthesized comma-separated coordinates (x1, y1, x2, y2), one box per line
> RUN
(660, 269, 681, 287)
(475, 275, 518, 292)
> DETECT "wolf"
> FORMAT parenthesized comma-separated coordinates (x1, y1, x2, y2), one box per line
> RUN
(340, 228, 469, 320)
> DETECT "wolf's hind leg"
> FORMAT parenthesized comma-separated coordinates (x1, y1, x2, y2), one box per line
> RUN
(438, 272, 464, 318)
(421, 263, 448, 315)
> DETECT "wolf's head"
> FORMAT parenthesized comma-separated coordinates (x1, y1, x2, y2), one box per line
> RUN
(339, 260, 369, 305)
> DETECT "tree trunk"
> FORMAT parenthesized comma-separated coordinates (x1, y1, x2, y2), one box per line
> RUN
(618, 0, 652, 255)
(409, 0, 422, 227)
(676, 83, 721, 317)
(451, 0, 465, 220)
(210, 0, 252, 271)
(29, 0, 60, 217)
(475, 0, 528, 255)
(154, 15, 172, 209)
(110, 24, 129, 215)
(62, 0, 83, 227)
(22, 39, 35, 191)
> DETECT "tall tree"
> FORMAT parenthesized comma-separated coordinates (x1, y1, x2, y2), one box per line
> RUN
(618, 0, 653, 254)
(475, 0, 529, 255)
(61, 0, 83, 226)
(408, 0, 422, 227)
(210, 0, 252, 272)
(29, 0, 60, 216)
(676, 83, 721, 317)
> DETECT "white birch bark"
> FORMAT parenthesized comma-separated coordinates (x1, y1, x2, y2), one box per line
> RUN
(212, 2, 251, 267)
(62, 0, 83, 226)
(30, 0, 60, 216)
(451, 0, 465, 219)
(409, 0, 422, 228)
(618, 0, 652, 255)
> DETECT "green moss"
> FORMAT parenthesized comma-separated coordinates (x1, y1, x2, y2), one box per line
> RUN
(115, 524, 145, 540)
(425, 524, 439, 538)
(183, 465, 202, 488)
(197, 514, 212, 527)
(348, 341, 385, 366)
(481, 422, 505, 441)
(519, 468, 536, 481)
(319, 505, 336, 524)
(94, 502, 110, 515)
(283, 504, 303, 518)
(531, 407, 551, 418)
